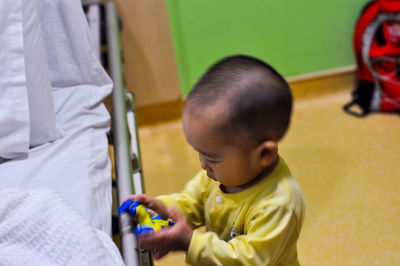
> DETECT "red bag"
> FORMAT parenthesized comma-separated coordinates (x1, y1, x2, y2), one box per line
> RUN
(344, 0, 400, 116)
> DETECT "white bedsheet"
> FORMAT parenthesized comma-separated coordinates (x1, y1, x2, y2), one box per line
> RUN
(0, 187, 124, 266)
(0, 85, 112, 233)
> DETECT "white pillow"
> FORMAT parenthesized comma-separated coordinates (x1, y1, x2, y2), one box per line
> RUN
(22, 0, 62, 147)
(0, 0, 30, 159)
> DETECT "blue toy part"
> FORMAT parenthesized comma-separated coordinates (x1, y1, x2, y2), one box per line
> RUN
(134, 226, 154, 236)
(152, 214, 163, 221)
(118, 199, 141, 215)
(117, 199, 134, 215)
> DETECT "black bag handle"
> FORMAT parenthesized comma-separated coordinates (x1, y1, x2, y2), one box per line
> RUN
(343, 80, 374, 117)
(343, 99, 368, 117)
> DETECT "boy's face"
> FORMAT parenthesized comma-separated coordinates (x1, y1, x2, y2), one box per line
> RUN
(182, 103, 264, 191)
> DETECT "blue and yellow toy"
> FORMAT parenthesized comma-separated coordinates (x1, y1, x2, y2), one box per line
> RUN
(118, 199, 174, 235)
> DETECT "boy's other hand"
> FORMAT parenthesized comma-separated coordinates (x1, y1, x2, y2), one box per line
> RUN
(139, 205, 193, 260)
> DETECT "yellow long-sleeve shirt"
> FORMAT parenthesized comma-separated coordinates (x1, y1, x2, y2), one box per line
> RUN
(158, 156, 305, 266)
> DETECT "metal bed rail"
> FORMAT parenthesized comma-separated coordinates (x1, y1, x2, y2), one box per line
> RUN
(105, 2, 153, 266)
(84, 1, 153, 265)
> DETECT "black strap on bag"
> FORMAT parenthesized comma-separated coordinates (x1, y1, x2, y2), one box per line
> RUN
(343, 81, 375, 117)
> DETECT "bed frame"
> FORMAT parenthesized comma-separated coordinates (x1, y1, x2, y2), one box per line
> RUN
(83, 1, 153, 265)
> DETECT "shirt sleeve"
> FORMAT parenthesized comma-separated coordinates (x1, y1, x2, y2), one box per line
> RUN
(186, 204, 300, 266)
(156, 171, 210, 228)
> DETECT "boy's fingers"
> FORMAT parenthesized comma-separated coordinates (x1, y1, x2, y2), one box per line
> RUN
(153, 248, 169, 260)
(166, 205, 184, 221)
(122, 194, 145, 203)
(145, 199, 169, 218)
(122, 195, 158, 210)
(139, 232, 167, 250)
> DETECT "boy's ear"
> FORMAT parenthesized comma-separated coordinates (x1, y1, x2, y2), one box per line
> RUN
(257, 140, 278, 167)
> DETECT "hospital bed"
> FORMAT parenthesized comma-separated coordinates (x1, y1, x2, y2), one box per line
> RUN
(0, 0, 151, 265)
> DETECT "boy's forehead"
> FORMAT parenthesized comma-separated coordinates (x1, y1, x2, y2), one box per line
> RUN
(183, 104, 229, 141)
(183, 103, 233, 140)
(183, 105, 224, 130)
(184, 99, 231, 121)
(183, 101, 253, 150)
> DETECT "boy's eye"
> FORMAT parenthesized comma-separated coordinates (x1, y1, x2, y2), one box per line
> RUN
(206, 158, 221, 164)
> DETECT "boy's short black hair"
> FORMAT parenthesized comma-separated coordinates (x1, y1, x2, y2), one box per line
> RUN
(185, 55, 292, 142)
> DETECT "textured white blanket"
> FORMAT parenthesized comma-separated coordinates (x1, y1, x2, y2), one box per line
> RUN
(0, 188, 124, 266)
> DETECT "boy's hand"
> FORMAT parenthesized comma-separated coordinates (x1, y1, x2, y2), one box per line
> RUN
(139, 205, 193, 260)
(123, 194, 168, 219)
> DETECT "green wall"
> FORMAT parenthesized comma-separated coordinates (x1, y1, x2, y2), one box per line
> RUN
(166, 0, 370, 95)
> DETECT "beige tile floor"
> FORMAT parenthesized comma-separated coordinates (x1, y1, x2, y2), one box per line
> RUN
(137, 91, 400, 266)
